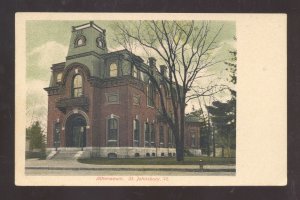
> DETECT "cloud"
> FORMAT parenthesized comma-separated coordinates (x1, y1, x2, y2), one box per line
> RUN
(27, 41, 68, 81)
(26, 41, 68, 128)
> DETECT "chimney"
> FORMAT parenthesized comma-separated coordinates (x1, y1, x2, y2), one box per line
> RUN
(148, 57, 156, 67)
(160, 65, 167, 77)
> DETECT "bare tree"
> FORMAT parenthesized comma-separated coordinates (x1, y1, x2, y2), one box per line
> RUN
(114, 20, 225, 161)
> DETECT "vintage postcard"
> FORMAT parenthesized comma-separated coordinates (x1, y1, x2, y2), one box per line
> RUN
(15, 13, 286, 186)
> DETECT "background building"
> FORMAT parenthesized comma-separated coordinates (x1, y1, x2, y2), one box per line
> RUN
(44, 21, 201, 159)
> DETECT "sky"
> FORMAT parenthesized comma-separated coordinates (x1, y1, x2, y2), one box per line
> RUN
(26, 20, 236, 129)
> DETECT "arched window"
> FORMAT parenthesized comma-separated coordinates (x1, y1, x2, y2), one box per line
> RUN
(107, 118, 118, 147)
(72, 75, 83, 97)
(133, 119, 140, 147)
(97, 37, 106, 48)
(77, 38, 84, 46)
(75, 36, 86, 47)
(109, 63, 118, 77)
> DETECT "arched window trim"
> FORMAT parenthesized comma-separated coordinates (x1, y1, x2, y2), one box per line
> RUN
(74, 35, 86, 47)
(96, 37, 106, 49)
(106, 114, 120, 147)
(72, 74, 83, 97)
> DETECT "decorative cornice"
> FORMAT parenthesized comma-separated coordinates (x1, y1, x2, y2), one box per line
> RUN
(88, 75, 145, 92)
(44, 85, 64, 96)
(51, 62, 65, 71)
(66, 51, 102, 60)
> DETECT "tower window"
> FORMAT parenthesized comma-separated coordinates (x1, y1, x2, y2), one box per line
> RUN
(75, 36, 86, 47)
(109, 63, 118, 77)
(97, 37, 106, 48)
(72, 75, 83, 97)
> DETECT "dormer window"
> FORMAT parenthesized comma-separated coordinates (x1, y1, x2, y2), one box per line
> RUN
(75, 35, 86, 47)
(109, 63, 118, 77)
(132, 65, 138, 78)
(56, 73, 62, 83)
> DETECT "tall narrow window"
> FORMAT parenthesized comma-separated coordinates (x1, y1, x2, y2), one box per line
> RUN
(159, 125, 164, 146)
(72, 75, 83, 97)
(109, 63, 118, 77)
(133, 119, 140, 147)
(107, 118, 118, 147)
(147, 82, 155, 107)
(191, 134, 196, 147)
(150, 123, 155, 147)
(168, 128, 174, 148)
(144, 122, 150, 147)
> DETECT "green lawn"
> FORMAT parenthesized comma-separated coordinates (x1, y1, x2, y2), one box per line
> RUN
(78, 156, 235, 165)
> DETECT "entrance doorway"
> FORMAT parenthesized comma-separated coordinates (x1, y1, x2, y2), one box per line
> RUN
(65, 114, 87, 147)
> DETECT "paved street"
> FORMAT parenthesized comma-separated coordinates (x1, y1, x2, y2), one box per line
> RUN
(25, 159, 235, 176)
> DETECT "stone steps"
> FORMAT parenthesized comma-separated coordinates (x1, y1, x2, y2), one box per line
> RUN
(51, 150, 80, 160)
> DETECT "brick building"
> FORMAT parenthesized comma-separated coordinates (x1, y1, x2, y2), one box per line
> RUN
(44, 22, 201, 158)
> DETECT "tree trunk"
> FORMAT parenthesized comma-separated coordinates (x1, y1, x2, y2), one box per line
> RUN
(176, 140, 184, 161)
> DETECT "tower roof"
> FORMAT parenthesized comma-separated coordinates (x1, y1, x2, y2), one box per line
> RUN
(72, 21, 106, 34)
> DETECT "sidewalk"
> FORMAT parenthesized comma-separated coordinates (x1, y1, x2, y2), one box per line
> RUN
(25, 159, 236, 173)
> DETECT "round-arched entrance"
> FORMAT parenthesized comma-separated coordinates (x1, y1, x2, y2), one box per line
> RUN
(65, 114, 87, 147)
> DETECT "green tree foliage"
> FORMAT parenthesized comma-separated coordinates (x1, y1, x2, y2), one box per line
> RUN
(207, 99, 236, 156)
(26, 121, 46, 151)
(207, 47, 237, 157)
